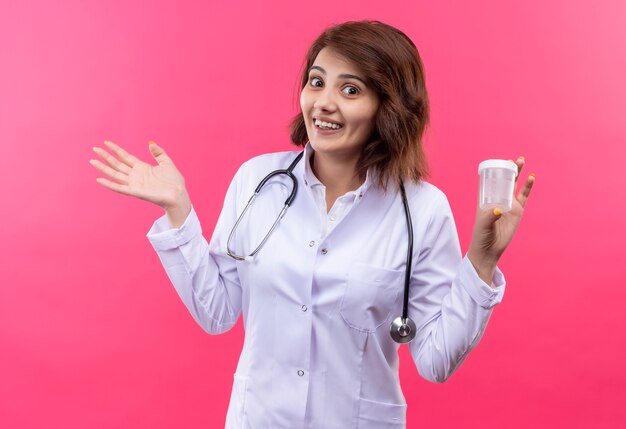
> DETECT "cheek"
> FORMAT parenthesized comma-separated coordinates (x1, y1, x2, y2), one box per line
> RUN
(300, 90, 312, 114)
(346, 107, 376, 133)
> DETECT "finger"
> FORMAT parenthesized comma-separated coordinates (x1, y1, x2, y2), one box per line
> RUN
(93, 146, 131, 174)
(103, 140, 140, 168)
(516, 174, 535, 208)
(476, 203, 502, 229)
(148, 141, 173, 166)
(89, 158, 129, 185)
(94, 177, 134, 196)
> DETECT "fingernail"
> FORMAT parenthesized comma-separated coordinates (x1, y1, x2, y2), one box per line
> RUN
(493, 208, 502, 216)
(149, 141, 156, 145)
(530, 173, 535, 177)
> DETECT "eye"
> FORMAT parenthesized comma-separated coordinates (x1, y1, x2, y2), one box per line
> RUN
(342, 85, 360, 96)
(309, 76, 323, 87)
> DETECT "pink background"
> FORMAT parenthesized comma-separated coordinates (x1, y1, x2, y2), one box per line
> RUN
(1, 0, 625, 428)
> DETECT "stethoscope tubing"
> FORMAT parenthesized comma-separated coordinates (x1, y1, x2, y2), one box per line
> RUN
(399, 181, 414, 320)
(226, 152, 303, 261)
(226, 150, 417, 343)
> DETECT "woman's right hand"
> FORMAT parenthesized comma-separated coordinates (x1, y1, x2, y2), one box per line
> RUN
(90, 140, 192, 228)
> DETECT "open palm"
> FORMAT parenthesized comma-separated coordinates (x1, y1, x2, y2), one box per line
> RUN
(89, 140, 188, 210)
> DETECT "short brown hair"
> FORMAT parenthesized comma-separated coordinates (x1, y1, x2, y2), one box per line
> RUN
(289, 20, 430, 189)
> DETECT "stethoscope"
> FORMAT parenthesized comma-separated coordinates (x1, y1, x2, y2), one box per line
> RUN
(226, 151, 417, 344)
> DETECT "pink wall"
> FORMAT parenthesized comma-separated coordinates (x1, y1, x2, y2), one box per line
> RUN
(1, 0, 625, 427)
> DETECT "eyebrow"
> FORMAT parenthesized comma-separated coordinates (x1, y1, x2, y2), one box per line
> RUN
(309, 65, 368, 86)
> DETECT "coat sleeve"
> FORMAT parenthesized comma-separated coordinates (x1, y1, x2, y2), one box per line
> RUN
(408, 190, 506, 383)
(145, 168, 243, 334)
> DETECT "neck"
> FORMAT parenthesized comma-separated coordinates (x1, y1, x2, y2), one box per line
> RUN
(310, 151, 365, 211)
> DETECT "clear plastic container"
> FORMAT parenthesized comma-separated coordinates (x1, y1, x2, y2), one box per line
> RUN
(478, 159, 518, 212)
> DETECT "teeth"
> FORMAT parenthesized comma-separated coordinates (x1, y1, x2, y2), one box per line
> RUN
(315, 119, 342, 130)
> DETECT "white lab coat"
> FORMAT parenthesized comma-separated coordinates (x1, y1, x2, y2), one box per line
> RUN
(146, 146, 506, 428)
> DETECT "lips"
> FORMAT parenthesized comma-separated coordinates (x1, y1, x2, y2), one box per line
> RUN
(314, 116, 343, 131)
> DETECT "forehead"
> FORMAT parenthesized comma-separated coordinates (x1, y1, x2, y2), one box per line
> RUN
(311, 47, 365, 77)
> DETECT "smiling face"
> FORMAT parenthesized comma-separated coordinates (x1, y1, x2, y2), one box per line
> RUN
(300, 47, 380, 164)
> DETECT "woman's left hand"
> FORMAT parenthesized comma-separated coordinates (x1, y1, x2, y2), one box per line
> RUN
(467, 156, 535, 284)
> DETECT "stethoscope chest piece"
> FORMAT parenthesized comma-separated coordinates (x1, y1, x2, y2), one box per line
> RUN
(390, 316, 417, 344)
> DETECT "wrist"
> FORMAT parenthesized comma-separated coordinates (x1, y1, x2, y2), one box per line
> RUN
(163, 190, 192, 229)
(466, 248, 499, 286)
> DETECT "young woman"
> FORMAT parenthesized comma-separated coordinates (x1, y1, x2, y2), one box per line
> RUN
(90, 20, 534, 429)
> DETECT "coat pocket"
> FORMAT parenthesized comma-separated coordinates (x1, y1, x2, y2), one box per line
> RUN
(339, 263, 402, 333)
(357, 397, 407, 427)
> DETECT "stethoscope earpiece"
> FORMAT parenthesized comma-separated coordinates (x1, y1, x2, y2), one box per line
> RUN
(389, 316, 417, 344)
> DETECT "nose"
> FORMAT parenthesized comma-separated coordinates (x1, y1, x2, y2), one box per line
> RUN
(313, 86, 337, 112)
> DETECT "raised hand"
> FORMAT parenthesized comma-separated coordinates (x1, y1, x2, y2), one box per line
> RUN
(467, 156, 535, 284)
(90, 141, 191, 227)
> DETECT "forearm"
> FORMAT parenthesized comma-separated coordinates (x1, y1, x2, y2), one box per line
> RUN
(410, 256, 506, 383)
(146, 208, 242, 334)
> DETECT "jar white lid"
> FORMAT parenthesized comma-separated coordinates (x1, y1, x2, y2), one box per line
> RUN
(478, 159, 518, 177)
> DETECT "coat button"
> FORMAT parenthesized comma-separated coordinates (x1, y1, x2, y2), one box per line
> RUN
(301, 305, 308, 312)
(297, 370, 305, 377)
(309, 241, 315, 247)
(321, 248, 328, 255)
